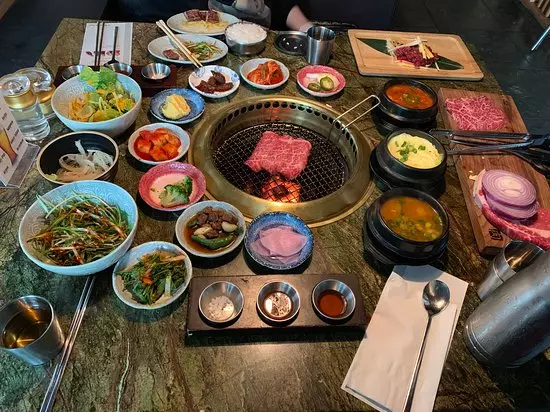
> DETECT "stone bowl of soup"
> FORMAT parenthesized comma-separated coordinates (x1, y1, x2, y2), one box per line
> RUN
(379, 79, 438, 123)
(365, 188, 449, 263)
(372, 129, 446, 198)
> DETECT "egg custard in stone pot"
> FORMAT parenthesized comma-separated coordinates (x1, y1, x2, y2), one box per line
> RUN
(370, 128, 447, 198)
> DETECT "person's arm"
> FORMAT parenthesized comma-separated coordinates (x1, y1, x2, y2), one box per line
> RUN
(286, 5, 312, 32)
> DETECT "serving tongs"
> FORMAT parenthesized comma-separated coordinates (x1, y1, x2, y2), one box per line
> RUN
(328, 95, 381, 140)
(431, 129, 550, 176)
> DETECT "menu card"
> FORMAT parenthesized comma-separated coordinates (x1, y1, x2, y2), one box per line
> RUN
(0, 99, 39, 188)
(79, 23, 133, 66)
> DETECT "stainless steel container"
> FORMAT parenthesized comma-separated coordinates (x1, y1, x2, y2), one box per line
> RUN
(477, 240, 543, 300)
(465, 250, 550, 367)
(225, 22, 267, 56)
(0, 295, 64, 365)
(306, 26, 335, 65)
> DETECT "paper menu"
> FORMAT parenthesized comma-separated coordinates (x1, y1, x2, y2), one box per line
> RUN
(0, 98, 32, 187)
(79, 23, 133, 66)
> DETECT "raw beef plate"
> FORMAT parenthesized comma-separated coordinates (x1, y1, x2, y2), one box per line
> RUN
(445, 96, 509, 131)
(244, 131, 312, 180)
(250, 225, 307, 265)
(473, 171, 550, 249)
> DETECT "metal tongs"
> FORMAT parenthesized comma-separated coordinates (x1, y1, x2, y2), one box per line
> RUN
(431, 129, 550, 176)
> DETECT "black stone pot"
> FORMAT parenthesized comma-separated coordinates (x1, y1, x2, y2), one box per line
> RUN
(379, 78, 438, 123)
(363, 187, 449, 265)
(371, 105, 437, 137)
(37, 131, 119, 185)
(371, 128, 446, 197)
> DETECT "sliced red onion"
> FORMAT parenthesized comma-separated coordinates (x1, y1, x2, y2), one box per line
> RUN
(481, 169, 537, 207)
(485, 192, 539, 221)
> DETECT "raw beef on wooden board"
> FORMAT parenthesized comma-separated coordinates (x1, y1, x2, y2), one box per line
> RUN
(445, 95, 508, 131)
(473, 170, 550, 249)
(245, 131, 312, 180)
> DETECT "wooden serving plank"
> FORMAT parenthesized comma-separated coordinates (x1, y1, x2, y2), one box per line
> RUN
(438, 88, 550, 256)
(185, 273, 368, 337)
(348, 29, 483, 81)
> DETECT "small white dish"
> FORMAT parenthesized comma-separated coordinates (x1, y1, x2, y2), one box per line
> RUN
(128, 123, 190, 166)
(175, 200, 246, 258)
(240, 58, 289, 90)
(112, 241, 192, 310)
(188, 65, 240, 99)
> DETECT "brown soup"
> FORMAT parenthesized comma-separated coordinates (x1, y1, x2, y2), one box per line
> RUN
(386, 84, 434, 110)
(380, 196, 443, 242)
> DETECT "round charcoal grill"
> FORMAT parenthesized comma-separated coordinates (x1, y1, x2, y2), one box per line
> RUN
(189, 96, 374, 226)
(213, 123, 348, 202)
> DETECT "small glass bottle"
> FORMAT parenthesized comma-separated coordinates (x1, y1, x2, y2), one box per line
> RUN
(16, 67, 56, 120)
(0, 74, 50, 142)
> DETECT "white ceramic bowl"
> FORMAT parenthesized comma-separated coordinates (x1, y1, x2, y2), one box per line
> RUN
(128, 123, 190, 165)
(240, 58, 289, 90)
(112, 241, 192, 310)
(188, 65, 240, 99)
(175, 200, 246, 258)
(18, 181, 138, 276)
(52, 73, 142, 137)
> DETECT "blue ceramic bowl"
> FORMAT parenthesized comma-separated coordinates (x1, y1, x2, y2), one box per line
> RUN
(244, 212, 314, 271)
(150, 88, 205, 124)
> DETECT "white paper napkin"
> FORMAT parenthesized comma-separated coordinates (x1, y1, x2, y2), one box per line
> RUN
(79, 23, 133, 66)
(342, 265, 468, 412)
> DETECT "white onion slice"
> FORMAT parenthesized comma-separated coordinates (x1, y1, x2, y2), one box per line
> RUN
(481, 169, 536, 207)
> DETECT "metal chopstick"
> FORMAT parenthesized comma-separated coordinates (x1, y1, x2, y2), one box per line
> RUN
(39, 276, 96, 412)
(97, 22, 105, 67)
(94, 21, 101, 66)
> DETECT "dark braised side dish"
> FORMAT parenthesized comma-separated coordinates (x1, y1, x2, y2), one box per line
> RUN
(196, 71, 233, 93)
(186, 207, 241, 250)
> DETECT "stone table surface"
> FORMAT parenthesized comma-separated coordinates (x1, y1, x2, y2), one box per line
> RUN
(1, 18, 549, 412)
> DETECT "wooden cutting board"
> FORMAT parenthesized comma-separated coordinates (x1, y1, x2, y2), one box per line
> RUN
(438, 88, 550, 256)
(348, 30, 483, 81)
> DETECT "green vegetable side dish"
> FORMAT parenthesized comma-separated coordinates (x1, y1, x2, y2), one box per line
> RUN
(159, 176, 193, 208)
(319, 76, 334, 91)
(307, 82, 322, 92)
(117, 252, 187, 305)
(186, 207, 241, 251)
(191, 233, 237, 249)
(28, 194, 129, 266)
(68, 66, 136, 122)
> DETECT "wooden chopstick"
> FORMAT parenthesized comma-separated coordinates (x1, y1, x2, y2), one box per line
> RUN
(155, 20, 202, 68)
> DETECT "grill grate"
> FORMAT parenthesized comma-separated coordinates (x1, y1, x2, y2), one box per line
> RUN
(212, 123, 349, 203)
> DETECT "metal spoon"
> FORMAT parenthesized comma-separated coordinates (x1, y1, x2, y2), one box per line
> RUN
(107, 26, 119, 65)
(403, 280, 450, 412)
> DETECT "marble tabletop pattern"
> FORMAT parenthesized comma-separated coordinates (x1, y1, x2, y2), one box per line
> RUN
(0, 18, 548, 412)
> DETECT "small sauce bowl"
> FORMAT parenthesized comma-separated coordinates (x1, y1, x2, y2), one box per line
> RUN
(103, 62, 133, 76)
(256, 281, 300, 324)
(312, 279, 356, 323)
(61, 65, 85, 81)
(141, 63, 171, 82)
(199, 281, 244, 325)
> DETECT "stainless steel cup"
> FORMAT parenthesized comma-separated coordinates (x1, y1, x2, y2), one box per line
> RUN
(0, 295, 64, 365)
(465, 250, 550, 367)
(306, 26, 335, 65)
(477, 240, 543, 300)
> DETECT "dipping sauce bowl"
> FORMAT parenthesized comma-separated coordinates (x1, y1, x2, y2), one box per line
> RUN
(199, 281, 244, 325)
(141, 63, 171, 81)
(103, 62, 133, 76)
(312, 279, 356, 322)
(256, 281, 300, 324)
(61, 65, 85, 81)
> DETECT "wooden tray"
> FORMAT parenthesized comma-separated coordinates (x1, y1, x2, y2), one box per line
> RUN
(185, 273, 368, 336)
(53, 65, 178, 97)
(348, 29, 483, 81)
(438, 88, 550, 256)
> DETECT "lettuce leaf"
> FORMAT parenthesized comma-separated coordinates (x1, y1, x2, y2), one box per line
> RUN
(78, 66, 117, 90)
